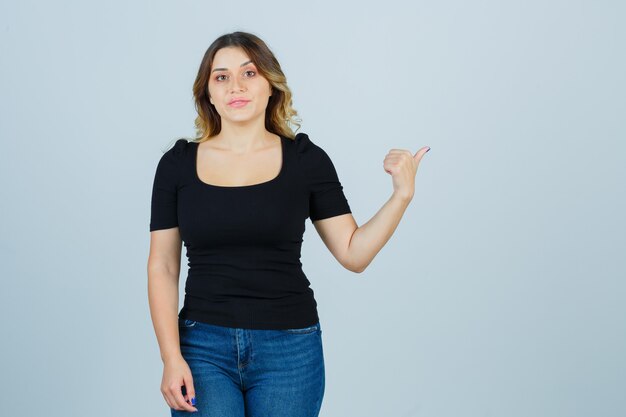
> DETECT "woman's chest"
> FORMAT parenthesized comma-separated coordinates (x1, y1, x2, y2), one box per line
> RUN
(176, 183, 309, 247)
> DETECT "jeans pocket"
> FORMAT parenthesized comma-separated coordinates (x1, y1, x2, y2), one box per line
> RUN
(179, 318, 197, 328)
(281, 322, 320, 334)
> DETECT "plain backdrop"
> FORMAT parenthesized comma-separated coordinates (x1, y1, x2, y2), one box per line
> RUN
(1, 1, 624, 416)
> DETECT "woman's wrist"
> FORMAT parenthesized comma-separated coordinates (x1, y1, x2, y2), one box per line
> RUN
(391, 190, 413, 204)
(161, 350, 184, 364)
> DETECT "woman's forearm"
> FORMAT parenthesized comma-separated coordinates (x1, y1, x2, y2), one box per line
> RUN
(347, 192, 412, 273)
(147, 265, 182, 364)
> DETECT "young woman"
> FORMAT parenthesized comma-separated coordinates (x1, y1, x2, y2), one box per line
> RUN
(147, 31, 430, 417)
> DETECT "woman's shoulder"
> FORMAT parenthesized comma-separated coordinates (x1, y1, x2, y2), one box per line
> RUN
(154, 138, 192, 176)
(159, 138, 191, 160)
(294, 131, 325, 157)
(171, 138, 191, 156)
(293, 132, 341, 180)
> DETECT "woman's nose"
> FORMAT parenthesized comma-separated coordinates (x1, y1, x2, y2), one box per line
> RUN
(230, 78, 246, 93)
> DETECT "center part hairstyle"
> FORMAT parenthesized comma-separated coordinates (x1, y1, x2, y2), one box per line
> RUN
(192, 31, 301, 142)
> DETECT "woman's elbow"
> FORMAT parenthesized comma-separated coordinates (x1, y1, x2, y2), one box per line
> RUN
(343, 259, 367, 274)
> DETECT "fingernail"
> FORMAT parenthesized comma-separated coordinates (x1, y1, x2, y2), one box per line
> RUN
(426, 147, 431, 153)
(191, 397, 196, 406)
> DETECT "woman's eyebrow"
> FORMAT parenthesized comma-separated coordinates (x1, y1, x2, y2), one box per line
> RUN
(211, 60, 253, 73)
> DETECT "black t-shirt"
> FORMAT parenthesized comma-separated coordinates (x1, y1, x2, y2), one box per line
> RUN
(149, 132, 351, 329)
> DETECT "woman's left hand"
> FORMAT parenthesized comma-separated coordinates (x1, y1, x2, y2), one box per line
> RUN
(383, 146, 430, 201)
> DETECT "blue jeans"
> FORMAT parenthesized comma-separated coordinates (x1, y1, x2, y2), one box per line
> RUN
(171, 318, 325, 417)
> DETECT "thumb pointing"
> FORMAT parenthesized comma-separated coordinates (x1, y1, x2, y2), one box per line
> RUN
(414, 146, 431, 162)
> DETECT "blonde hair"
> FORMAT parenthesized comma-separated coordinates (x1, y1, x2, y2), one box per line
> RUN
(191, 31, 301, 142)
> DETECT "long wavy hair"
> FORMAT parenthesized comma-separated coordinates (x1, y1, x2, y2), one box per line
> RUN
(192, 31, 301, 142)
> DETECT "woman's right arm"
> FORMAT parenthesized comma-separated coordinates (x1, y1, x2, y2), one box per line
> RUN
(147, 227, 198, 412)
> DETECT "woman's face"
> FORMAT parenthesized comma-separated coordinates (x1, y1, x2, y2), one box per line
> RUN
(208, 46, 273, 126)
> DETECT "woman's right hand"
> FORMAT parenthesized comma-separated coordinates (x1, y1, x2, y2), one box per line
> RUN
(161, 355, 199, 412)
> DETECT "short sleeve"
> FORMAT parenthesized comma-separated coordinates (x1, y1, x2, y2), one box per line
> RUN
(149, 139, 187, 231)
(296, 133, 352, 221)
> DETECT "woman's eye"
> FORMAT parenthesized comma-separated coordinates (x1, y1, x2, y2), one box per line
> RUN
(244, 70, 256, 77)
(216, 74, 227, 81)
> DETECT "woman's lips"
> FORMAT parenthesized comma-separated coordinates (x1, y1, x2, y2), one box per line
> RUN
(228, 100, 250, 108)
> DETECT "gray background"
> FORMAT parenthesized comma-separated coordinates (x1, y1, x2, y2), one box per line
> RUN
(1, 1, 624, 416)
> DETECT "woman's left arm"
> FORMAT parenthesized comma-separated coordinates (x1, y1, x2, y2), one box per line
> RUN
(313, 146, 430, 273)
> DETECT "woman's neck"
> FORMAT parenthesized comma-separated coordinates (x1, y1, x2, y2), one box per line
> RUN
(211, 122, 275, 152)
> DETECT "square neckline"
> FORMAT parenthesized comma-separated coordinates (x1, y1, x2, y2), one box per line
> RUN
(192, 135, 285, 189)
